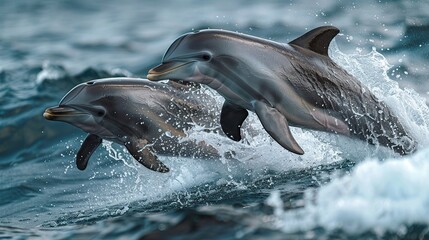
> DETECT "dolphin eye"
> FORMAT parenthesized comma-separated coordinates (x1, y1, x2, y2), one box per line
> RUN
(96, 110, 105, 117)
(201, 53, 211, 61)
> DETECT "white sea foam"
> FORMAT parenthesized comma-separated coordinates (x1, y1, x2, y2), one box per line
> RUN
(36, 61, 67, 84)
(268, 147, 429, 234)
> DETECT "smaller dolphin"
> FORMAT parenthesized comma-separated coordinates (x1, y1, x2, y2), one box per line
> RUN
(44, 78, 221, 172)
(147, 26, 416, 155)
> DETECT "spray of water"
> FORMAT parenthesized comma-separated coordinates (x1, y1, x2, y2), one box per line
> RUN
(263, 43, 429, 235)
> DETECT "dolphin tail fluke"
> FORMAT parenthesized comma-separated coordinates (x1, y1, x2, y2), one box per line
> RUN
(253, 101, 304, 155)
(76, 134, 102, 170)
(125, 138, 170, 173)
(220, 101, 249, 141)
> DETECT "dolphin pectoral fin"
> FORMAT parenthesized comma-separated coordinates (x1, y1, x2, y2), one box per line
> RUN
(253, 101, 304, 155)
(76, 134, 102, 171)
(289, 26, 339, 56)
(125, 139, 169, 173)
(220, 101, 249, 141)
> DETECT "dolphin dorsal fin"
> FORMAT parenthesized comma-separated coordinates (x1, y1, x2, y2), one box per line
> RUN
(289, 26, 339, 56)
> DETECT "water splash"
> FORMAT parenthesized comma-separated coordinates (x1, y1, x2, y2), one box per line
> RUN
(266, 147, 429, 235)
(330, 42, 429, 149)
(262, 45, 429, 235)
(36, 61, 68, 85)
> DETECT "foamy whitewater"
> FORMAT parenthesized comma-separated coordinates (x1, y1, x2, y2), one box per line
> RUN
(266, 148, 429, 235)
(263, 45, 429, 235)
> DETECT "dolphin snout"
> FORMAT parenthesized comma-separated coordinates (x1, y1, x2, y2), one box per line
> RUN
(43, 106, 85, 120)
(147, 61, 193, 81)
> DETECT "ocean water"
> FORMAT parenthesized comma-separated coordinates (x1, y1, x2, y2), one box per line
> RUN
(1, 0, 429, 239)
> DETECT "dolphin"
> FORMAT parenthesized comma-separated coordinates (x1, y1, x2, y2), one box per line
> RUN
(147, 26, 416, 155)
(43, 78, 221, 172)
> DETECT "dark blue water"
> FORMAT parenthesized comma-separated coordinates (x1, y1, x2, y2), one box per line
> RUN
(1, 0, 429, 239)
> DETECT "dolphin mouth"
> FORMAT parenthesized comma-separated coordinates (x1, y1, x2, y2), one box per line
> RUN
(147, 61, 193, 81)
(43, 106, 87, 120)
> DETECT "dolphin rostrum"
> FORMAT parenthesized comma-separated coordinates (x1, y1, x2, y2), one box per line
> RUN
(44, 78, 221, 172)
(147, 26, 416, 155)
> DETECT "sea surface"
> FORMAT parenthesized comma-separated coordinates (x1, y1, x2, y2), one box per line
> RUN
(1, 0, 429, 239)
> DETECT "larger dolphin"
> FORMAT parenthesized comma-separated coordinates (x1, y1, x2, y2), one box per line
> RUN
(147, 26, 416, 155)
(44, 78, 221, 172)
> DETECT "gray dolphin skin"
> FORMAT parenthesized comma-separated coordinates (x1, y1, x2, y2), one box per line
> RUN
(147, 26, 416, 155)
(43, 78, 220, 172)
